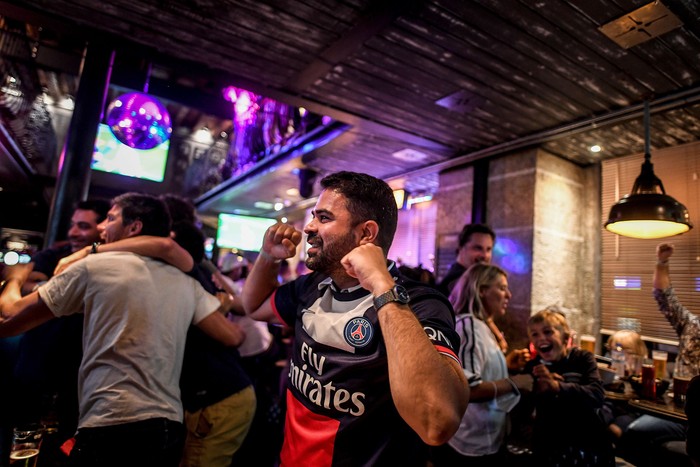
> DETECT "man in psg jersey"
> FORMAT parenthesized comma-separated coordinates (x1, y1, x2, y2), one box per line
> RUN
(242, 171, 469, 466)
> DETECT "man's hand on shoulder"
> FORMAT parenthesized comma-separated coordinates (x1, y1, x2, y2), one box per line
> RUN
(54, 246, 91, 276)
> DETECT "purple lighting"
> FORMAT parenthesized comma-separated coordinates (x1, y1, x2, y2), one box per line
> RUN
(106, 92, 172, 150)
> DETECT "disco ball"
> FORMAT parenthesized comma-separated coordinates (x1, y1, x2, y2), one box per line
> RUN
(106, 92, 172, 150)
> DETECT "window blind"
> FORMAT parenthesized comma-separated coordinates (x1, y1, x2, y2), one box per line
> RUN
(601, 142, 700, 342)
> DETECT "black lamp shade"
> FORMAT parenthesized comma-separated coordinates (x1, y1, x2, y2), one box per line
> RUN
(604, 102, 692, 239)
(605, 193, 692, 239)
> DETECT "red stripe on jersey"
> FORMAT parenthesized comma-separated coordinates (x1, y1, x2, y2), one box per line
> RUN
(270, 289, 287, 325)
(280, 391, 339, 467)
(434, 344, 460, 363)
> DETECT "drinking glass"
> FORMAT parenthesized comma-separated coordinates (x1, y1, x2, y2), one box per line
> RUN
(10, 423, 43, 467)
(641, 358, 656, 400)
(579, 334, 596, 353)
(673, 360, 693, 406)
(652, 350, 668, 380)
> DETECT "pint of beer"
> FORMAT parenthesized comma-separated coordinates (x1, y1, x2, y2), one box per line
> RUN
(10, 424, 42, 467)
(580, 334, 596, 353)
(673, 360, 693, 406)
(652, 350, 668, 380)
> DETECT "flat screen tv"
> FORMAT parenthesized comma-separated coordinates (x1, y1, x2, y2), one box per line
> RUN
(91, 123, 169, 182)
(216, 213, 277, 251)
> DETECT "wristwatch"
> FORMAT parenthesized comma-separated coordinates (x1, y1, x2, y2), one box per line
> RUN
(373, 284, 410, 311)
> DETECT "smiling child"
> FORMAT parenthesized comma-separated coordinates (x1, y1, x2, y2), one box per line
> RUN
(523, 309, 615, 466)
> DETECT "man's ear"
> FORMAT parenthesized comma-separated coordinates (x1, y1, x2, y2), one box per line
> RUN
(126, 220, 143, 237)
(358, 220, 379, 245)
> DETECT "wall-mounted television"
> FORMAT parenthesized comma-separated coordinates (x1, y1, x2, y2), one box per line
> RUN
(216, 213, 277, 252)
(92, 123, 169, 182)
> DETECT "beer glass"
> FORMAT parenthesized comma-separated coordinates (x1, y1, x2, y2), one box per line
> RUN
(652, 350, 668, 380)
(9, 424, 43, 467)
(579, 334, 596, 353)
(673, 360, 693, 406)
(641, 358, 656, 400)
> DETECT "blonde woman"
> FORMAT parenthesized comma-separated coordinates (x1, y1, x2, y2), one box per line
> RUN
(432, 264, 533, 466)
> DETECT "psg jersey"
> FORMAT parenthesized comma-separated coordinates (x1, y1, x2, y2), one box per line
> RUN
(272, 264, 460, 466)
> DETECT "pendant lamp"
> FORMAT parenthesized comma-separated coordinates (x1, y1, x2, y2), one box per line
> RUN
(604, 102, 692, 239)
(105, 63, 172, 150)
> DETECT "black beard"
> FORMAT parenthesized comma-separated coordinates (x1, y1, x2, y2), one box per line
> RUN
(305, 231, 356, 275)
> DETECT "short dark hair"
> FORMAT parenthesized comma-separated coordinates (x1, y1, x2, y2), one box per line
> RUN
(171, 221, 205, 263)
(458, 223, 495, 248)
(320, 171, 397, 254)
(160, 194, 197, 226)
(75, 199, 110, 223)
(112, 193, 171, 237)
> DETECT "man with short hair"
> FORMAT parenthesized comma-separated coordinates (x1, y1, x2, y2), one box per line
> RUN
(1, 193, 244, 466)
(242, 171, 469, 466)
(438, 223, 496, 296)
(23, 199, 110, 294)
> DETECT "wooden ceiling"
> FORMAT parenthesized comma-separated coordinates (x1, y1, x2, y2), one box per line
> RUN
(2, 0, 700, 218)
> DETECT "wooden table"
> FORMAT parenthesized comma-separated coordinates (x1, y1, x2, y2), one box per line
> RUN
(628, 397, 688, 424)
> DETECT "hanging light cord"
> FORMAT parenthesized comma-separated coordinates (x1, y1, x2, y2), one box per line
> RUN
(143, 62, 152, 94)
(644, 101, 651, 163)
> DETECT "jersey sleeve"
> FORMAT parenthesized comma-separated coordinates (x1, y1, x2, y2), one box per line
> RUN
(272, 279, 301, 327)
(409, 291, 460, 364)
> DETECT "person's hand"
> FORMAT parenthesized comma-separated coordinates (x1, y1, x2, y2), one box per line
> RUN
(261, 223, 302, 261)
(216, 290, 235, 314)
(2, 263, 33, 284)
(54, 246, 91, 275)
(532, 363, 562, 393)
(340, 244, 393, 295)
(509, 373, 534, 393)
(657, 243, 674, 262)
(506, 348, 531, 371)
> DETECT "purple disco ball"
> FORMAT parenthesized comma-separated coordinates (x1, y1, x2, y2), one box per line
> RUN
(106, 92, 172, 150)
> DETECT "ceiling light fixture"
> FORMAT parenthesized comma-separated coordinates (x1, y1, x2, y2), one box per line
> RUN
(604, 102, 692, 239)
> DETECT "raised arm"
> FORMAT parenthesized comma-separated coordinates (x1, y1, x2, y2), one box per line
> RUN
(340, 243, 469, 445)
(54, 236, 194, 275)
(654, 243, 674, 290)
(241, 223, 301, 322)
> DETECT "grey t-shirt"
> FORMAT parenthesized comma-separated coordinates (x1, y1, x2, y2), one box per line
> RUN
(39, 251, 220, 428)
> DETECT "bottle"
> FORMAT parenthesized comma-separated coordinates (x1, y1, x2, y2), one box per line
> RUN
(611, 343, 626, 379)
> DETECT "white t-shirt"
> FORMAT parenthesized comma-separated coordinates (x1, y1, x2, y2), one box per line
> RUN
(39, 251, 220, 428)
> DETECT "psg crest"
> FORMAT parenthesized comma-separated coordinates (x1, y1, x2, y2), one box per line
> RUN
(344, 317, 373, 348)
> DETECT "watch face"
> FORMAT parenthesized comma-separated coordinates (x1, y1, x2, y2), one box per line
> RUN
(395, 285, 410, 303)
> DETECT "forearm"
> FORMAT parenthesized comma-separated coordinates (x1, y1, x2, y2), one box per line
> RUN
(653, 262, 671, 289)
(379, 304, 468, 445)
(100, 236, 193, 271)
(0, 287, 53, 337)
(0, 278, 24, 319)
(241, 253, 281, 314)
(469, 379, 518, 402)
(21, 268, 47, 295)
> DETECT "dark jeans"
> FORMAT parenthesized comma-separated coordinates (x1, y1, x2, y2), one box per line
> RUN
(69, 418, 185, 467)
(619, 414, 687, 466)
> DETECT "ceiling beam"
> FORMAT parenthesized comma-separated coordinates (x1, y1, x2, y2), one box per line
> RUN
(285, 0, 423, 93)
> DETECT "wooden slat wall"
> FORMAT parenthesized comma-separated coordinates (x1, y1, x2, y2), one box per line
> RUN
(601, 141, 700, 342)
